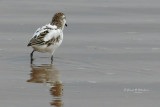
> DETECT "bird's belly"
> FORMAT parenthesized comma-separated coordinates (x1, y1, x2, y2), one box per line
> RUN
(32, 43, 61, 53)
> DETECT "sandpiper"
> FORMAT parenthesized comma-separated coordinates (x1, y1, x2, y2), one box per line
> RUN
(27, 12, 67, 64)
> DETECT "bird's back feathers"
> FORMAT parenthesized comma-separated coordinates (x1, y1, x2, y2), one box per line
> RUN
(27, 24, 62, 47)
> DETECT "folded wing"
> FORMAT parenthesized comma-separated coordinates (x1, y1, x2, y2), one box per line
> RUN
(27, 24, 62, 47)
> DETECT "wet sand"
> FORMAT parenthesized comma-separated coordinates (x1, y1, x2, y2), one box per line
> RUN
(0, 0, 160, 106)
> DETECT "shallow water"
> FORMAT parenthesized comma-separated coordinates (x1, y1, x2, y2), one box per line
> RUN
(0, 0, 160, 107)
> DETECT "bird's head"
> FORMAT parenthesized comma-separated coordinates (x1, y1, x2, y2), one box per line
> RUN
(51, 12, 67, 30)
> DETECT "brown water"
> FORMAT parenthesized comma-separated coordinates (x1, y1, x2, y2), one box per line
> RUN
(0, 0, 160, 107)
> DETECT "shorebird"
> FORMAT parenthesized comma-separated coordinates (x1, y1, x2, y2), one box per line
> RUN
(27, 12, 67, 64)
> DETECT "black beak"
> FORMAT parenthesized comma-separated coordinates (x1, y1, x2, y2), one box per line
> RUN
(65, 24, 68, 27)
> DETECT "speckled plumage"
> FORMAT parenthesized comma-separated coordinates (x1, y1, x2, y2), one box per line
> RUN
(28, 12, 67, 64)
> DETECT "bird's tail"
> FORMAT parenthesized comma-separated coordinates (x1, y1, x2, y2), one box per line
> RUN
(27, 43, 31, 47)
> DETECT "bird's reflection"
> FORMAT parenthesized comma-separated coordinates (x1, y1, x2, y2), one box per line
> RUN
(27, 64, 63, 107)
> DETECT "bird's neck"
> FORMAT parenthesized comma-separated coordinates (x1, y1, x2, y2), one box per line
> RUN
(51, 21, 63, 29)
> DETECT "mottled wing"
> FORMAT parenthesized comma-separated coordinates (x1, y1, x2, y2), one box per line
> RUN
(27, 25, 61, 47)
(27, 30, 49, 46)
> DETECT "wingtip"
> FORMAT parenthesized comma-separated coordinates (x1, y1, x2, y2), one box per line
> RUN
(27, 43, 31, 47)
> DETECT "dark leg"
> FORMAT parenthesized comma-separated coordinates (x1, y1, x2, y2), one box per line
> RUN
(30, 50, 35, 64)
(51, 55, 54, 64)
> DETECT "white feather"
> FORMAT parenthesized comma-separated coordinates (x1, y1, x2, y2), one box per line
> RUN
(43, 29, 62, 41)
(47, 24, 57, 29)
(32, 24, 58, 38)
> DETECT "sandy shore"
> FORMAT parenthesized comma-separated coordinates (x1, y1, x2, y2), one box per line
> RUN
(0, 0, 160, 107)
